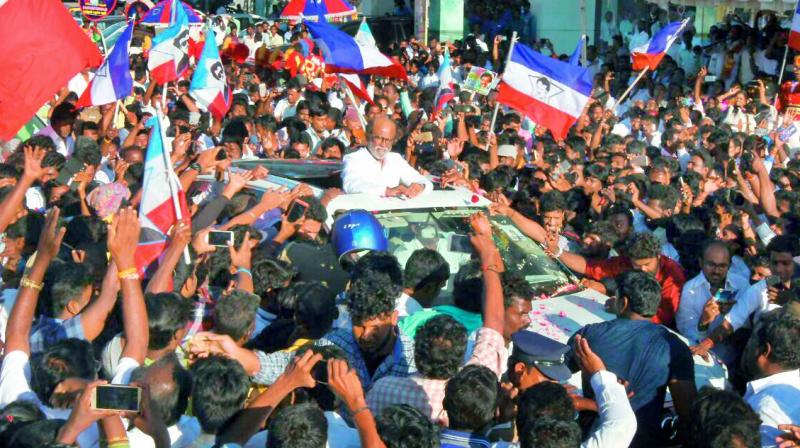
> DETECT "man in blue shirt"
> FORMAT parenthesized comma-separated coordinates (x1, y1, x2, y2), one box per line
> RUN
(567, 270, 696, 448)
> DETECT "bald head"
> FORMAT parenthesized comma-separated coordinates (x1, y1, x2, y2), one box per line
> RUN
(366, 116, 398, 161)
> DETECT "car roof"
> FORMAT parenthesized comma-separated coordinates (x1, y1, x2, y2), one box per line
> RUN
(325, 188, 490, 226)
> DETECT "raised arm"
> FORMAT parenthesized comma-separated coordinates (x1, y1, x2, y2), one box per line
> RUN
(217, 350, 323, 446)
(108, 207, 148, 364)
(5, 207, 65, 355)
(328, 359, 386, 448)
(0, 146, 45, 234)
(228, 231, 256, 293)
(146, 220, 191, 294)
(489, 200, 547, 243)
(469, 212, 504, 334)
(78, 262, 120, 341)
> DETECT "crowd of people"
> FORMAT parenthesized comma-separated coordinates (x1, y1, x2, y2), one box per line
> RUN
(1, 1, 800, 447)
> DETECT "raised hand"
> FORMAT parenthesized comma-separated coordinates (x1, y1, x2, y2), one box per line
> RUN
(37, 207, 66, 262)
(573, 334, 605, 376)
(107, 207, 141, 270)
(281, 350, 323, 390)
(23, 144, 47, 182)
(228, 231, 256, 269)
(326, 358, 366, 411)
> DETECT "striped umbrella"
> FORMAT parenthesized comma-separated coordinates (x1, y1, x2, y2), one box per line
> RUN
(141, 0, 202, 25)
(280, 0, 358, 23)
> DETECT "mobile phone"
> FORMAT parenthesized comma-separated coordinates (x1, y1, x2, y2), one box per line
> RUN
(631, 155, 649, 167)
(258, 83, 267, 97)
(207, 230, 234, 247)
(449, 234, 472, 253)
(714, 289, 736, 303)
(454, 104, 474, 113)
(286, 199, 309, 222)
(766, 275, 782, 287)
(92, 385, 141, 412)
(551, 160, 571, 181)
(704, 75, 718, 82)
(415, 131, 434, 143)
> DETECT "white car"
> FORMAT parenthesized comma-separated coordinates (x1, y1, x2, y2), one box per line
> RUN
(191, 175, 728, 398)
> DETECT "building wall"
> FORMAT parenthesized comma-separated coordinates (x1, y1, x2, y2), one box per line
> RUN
(530, 0, 599, 55)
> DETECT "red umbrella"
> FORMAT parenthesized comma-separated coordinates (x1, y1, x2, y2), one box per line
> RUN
(280, 0, 357, 23)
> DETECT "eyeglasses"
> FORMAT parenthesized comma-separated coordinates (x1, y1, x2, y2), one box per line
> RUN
(370, 135, 393, 145)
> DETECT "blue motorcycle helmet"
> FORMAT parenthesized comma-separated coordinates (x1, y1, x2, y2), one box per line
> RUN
(331, 209, 389, 262)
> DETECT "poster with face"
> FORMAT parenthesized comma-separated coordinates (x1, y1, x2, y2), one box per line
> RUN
(463, 66, 499, 95)
(80, 0, 117, 21)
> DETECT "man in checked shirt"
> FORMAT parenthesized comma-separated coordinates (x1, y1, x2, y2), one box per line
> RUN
(365, 212, 508, 425)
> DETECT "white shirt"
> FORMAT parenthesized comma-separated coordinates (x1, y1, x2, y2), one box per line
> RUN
(745, 369, 800, 448)
(0, 350, 99, 447)
(676, 271, 750, 344)
(582, 370, 637, 448)
(273, 96, 303, 121)
(396, 292, 424, 318)
(128, 415, 202, 448)
(724, 280, 781, 331)
(243, 411, 360, 448)
(341, 147, 433, 195)
(37, 125, 74, 157)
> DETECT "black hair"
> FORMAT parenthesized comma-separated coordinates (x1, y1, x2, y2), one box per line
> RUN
(72, 137, 101, 166)
(267, 403, 328, 448)
(539, 191, 567, 213)
(30, 339, 96, 403)
(23, 135, 58, 152)
(41, 261, 92, 318)
(518, 417, 582, 448)
(647, 184, 679, 212)
(585, 220, 620, 247)
(129, 353, 192, 427)
(190, 355, 249, 434)
(298, 195, 328, 223)
(50, 102, 78, 124)
(7, 419, 65, 448)
(415, 315, 467, 379)
(501, 271, 534, 308)
(347, 252, 403, 325)
(256, 114, 279, 133)
(516, 382, 574, 434)
(0, 164, 19, 180)
(403, 248, 450, 291)
(624, 232, 662, 260)
(750, 309, 800, 370)
(443, 365, 498, 432)
(584, 164, 610, 183)
(251, 257, 296, 303)
(0, 400, 46, 447)
(293, 281, 338, 339)
(145, 292, 193, 350)
(617, 270, 662, 317)
(377, 404, 441, 448)
(766, 234, 800, 257)
(688, 387, 761, 448)
(214, 289, 260, 342)
(452, 260, 483, 313)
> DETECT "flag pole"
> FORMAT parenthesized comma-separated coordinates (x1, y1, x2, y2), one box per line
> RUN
(155, 108, 191, 264)
(113, 100, 121, 130)
(339, 75, 368, 130)
(772, 37, 792, 130)
(486, 31, 518, 151)
(610, 67, 649, 112)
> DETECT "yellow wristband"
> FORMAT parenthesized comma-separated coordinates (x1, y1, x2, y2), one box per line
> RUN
(20, 277, 43, 291)
(117, 268, 139, 280)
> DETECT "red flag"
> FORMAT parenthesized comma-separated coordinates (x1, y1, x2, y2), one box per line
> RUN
(0, 0, 102, 140)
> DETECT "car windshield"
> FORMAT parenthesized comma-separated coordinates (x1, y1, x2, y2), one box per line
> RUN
(374, 207, 579, 298)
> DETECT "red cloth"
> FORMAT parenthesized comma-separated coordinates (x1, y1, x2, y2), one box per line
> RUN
(584, 256, 686, 328)
(0, 0, 102, 139)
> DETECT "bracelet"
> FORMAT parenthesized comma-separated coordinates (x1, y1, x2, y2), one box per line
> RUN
(552, 245, 564, 258)
(117, 268, 140, 280)
(237, 267, 252, 277)
(351, 405, 370, 417)
(20, 277, 43, 291)
(481, 264, 500, 273)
